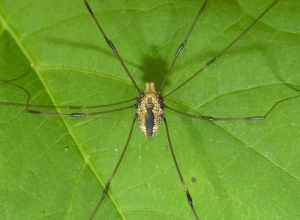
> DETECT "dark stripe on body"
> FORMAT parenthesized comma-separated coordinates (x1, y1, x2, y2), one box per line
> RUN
(146, 108, 154, 137)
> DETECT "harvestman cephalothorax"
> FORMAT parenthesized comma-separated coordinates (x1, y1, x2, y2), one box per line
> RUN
(0, 0, 289, 219)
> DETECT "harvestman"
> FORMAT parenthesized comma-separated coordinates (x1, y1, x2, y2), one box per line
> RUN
(0, 0, 286, 219)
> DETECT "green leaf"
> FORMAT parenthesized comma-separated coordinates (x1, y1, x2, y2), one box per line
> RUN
(0, 0, 300, 219)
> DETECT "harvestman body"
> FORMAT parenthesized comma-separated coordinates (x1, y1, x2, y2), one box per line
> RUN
(0, 0, 284, 219)
(137, 82, 164, 137)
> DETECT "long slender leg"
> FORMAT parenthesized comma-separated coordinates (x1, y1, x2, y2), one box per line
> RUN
(163, 117, 200, 220)
(1, 98, 136, 118)
(0, 70, 137, 116)
(1, 76, 136, 117)
(83, 0, 141, 93)
(159, 0, 208, 90)
(165, 94, 300, 121)
(90, 115, 137, 220)
(24, 97, 136, 114)
(26, 104, 135, 118)
(163, 0, 279, 98)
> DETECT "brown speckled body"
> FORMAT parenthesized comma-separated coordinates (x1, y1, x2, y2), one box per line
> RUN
(137, 82, 164, 137)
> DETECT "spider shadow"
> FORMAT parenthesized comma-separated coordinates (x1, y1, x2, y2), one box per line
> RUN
(139, 51, 170, 94)
(44, 37, 275, 100)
